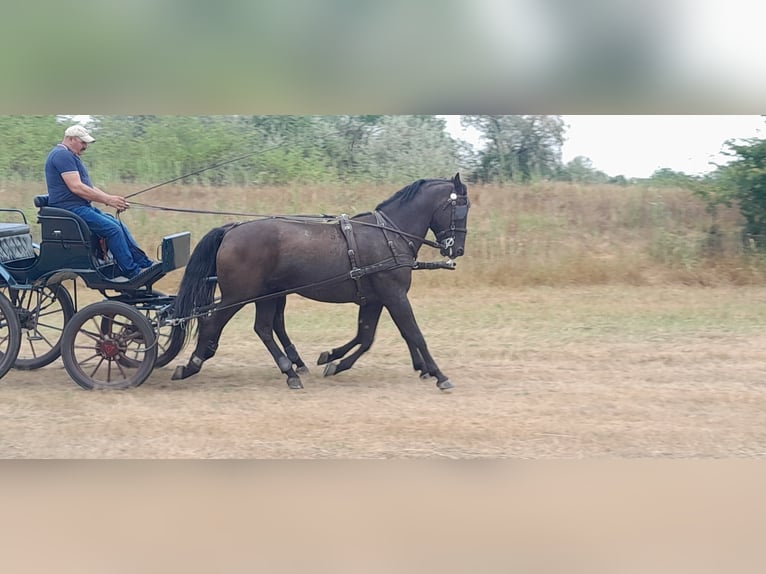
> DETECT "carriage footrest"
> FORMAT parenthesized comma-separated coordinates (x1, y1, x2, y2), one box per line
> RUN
(108, 262, 165, 285)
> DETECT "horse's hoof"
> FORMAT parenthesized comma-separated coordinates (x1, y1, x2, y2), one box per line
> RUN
(323, 362, 338, 377)
(317, 351, 330, 365)
(171, 366, 186, 380)
(436, 379, 454, 391)
(287, 377, 303, 389)
(296, 365, 310, 376)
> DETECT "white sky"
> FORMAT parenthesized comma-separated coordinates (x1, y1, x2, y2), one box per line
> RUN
(443, 115, 766, 179)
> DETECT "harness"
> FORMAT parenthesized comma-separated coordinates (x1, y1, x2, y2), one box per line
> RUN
(168, 194, 468, 324)
(331, 192, 468, 305)
(338, 211, 416, 305)
(339, 214, 366, 304)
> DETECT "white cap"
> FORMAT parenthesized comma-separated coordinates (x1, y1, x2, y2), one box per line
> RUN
(64, 125, 95, 143)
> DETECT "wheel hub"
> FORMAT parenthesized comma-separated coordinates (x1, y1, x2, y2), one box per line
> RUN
(97, 338, 123, 360)
(17, 309, 34, 329)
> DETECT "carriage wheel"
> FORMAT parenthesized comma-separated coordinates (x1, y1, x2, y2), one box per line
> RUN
(105, 293, 185, 369)
(106, 314, 184, 369)
(1, 283, 75, 370)
(0, 291, 22, 380)
(61, 301, 157, 390)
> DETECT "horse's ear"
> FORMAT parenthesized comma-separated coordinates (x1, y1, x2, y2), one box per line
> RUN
(453, 172, 464, 193)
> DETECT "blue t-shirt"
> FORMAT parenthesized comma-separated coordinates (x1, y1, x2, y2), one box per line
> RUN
(44, 144, 92, 209)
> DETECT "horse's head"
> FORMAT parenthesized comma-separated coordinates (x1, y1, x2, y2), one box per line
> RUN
(431, 173, 470, 259)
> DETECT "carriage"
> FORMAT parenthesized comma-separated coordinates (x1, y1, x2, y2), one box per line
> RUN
(0, 195, 191, 389)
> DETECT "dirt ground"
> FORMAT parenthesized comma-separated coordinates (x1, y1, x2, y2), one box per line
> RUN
(2, 284, 766, 458)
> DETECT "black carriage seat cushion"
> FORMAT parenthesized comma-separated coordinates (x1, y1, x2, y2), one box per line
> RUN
(34, 195, 106, 258)
(0, 222, 35, 263)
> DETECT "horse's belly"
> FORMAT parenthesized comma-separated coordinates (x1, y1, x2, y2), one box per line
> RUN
(297, 281, 360, 304)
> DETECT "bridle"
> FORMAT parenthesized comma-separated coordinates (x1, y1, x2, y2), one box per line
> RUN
(433, 192, 470, 258)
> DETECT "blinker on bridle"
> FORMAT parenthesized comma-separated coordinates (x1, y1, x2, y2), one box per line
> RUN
(435, 192, 469, 254)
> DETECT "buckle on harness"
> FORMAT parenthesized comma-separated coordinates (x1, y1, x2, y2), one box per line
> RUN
(349, 267, 364, 280)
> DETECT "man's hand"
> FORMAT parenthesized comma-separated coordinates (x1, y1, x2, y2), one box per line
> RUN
(106, 195, 129, 212)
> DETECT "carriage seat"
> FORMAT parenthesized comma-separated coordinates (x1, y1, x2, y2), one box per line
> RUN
(34, 195, 105, 258)
(0, 222, 35, 263)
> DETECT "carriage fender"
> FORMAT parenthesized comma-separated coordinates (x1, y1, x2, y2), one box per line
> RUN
(0, 264, 18, 287)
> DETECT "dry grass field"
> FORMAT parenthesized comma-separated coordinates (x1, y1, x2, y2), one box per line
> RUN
(2, 181, 766, 458)
(3, 284, 766, 458)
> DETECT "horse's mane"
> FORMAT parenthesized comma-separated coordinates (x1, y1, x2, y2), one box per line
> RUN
(375, 178, 449, 210)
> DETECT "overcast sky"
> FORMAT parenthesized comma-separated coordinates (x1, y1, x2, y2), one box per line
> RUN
(443, 115, 765, 179)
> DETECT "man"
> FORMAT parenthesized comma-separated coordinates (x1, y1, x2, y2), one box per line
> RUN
(44, 124, 157, 279)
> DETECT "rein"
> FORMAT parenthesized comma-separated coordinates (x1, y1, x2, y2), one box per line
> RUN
(128, 199, 335, 221)
(129, 199, 446, 251)
(120, 146, 462, 253)
(150, 180, 467, 325)
(169, 256, 419, 324)
(164, 206, 457, 325)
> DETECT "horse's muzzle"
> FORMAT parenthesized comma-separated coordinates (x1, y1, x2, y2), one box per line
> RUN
(440, 245, 465, 258)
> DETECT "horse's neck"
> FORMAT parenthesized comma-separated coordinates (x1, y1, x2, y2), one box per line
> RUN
(379, 201, 431, 242)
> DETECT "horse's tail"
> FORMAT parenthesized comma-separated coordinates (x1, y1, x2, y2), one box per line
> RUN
(172, 225, 230, 331)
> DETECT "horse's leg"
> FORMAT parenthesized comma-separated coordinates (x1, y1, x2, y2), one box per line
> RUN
(322, 302, 383, 378)
(384, 298, 453, 390)
(404, 339, 429, 379)
(317, 303, 384, 366)
(270, 296, 309, 376)
(172, 303, 244, 380)
(316, 334, 360, 366)
(254, 299, 303, 389)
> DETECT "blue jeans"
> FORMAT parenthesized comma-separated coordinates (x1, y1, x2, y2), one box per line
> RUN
(69, 206, 152, 277)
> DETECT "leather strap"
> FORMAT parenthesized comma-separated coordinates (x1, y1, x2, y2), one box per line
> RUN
(339, 214, 366, 305)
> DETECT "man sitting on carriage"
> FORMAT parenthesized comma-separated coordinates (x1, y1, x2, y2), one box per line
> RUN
(44, 125, 158, 279)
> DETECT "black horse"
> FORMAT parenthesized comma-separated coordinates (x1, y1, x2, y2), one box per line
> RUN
(170, 173, 470, 390)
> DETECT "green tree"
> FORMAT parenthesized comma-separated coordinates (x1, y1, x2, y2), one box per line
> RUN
(647, 167, 697, 188)
(698, 136, 766, 249)
(361, 115, 461, 182)
(320, 115, 384, 180)
(90, 115, 254, 185)
(0, 114, 467, 187)
(558, 155, 609, 184)
(462, 115, 566, 183)
(0, 115, 63, 182)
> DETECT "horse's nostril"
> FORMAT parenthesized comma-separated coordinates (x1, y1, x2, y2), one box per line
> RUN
(456, 248, 464, 256)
